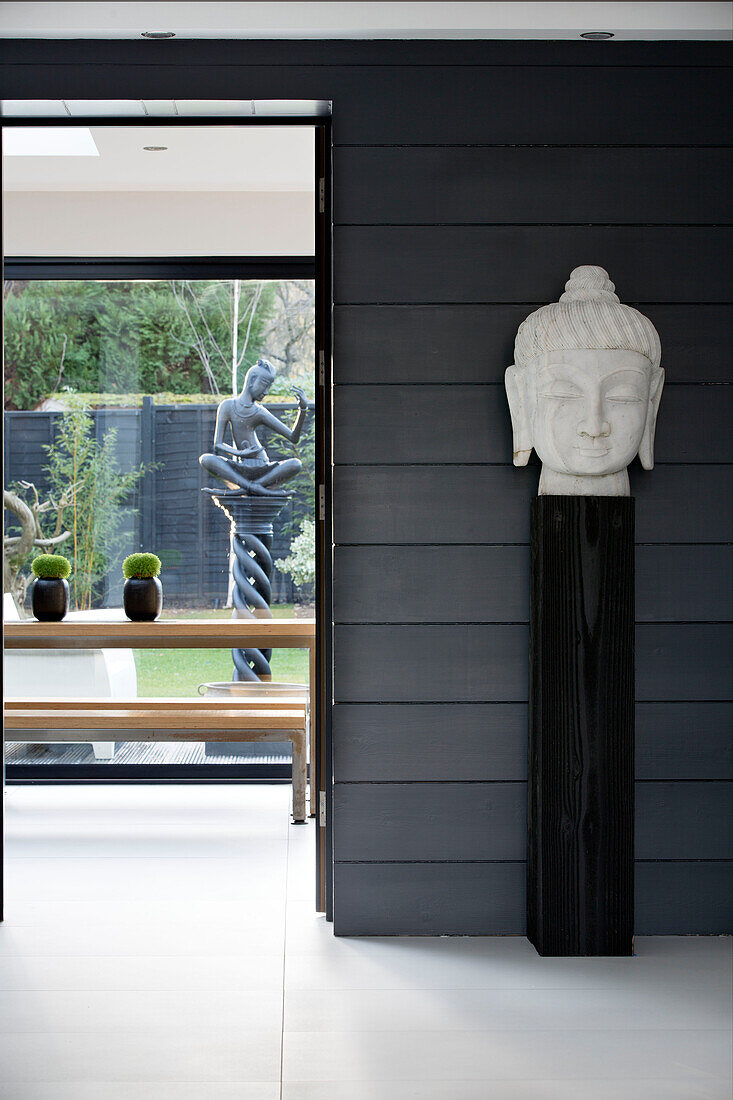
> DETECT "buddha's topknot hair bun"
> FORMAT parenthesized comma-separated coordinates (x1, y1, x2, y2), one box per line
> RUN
(560, 265, 619, 304)
(513, 265, 661, 370)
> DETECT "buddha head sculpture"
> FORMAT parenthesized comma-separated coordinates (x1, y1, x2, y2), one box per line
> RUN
(505, 266, 664, 495)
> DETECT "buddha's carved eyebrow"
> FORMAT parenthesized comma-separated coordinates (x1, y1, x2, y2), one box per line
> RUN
(537, 365, 647, 385)
(601, 368, 647, 383)
(537, 364, 586, 384)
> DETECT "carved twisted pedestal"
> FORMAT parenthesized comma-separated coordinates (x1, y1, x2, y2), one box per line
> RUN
(205, 493, 290, 757)
(209, 494, 288, 679)
(528, 496, 634, 956)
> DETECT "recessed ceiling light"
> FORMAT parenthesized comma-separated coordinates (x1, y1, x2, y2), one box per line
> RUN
(143, 146, 168, 151)
(580, 31, 615, 40)
(3, 126, 99, 157)
(141, 31, 176, 39)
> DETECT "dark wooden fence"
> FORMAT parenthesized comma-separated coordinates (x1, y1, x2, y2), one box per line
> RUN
(4, 400, 304, 608)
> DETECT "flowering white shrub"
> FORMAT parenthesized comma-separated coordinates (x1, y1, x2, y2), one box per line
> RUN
(278, 518, 315, 588)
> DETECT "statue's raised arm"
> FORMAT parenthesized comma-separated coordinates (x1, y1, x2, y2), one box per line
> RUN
(254, 384, 309, 446)
(199, 358, 310, 498)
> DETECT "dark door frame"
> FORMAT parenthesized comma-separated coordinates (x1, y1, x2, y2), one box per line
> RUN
(1, 113, 334, 919)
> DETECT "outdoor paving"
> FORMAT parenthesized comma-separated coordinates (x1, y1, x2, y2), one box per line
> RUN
(5, 742, 290, 766)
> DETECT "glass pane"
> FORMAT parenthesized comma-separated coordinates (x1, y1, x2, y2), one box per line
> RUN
(4, 276, 315, 772)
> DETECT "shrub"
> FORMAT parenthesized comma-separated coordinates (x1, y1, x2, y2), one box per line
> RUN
(123, 552, 161, 580)
(277, 518, 315, 588)
(31, 554, 71, 580)
(44, 403, 150, 610)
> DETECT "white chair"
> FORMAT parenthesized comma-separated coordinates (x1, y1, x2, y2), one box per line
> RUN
(3, 593, 137, 760)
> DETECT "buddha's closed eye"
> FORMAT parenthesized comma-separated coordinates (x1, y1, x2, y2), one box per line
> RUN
(606, 389, 642, 403)
(539, 386, 583, 399)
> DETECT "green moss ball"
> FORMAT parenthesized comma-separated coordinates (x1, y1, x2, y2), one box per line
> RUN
(123, 552, 162, 580)
(31, 554, 71, 580)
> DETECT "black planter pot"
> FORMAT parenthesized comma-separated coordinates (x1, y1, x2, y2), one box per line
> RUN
(123, 576, 162, 621)
(32, 577, 69, 622)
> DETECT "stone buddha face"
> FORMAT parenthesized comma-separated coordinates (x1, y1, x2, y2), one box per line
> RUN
(505, 267, 664, 496)
(533, 348, 658, 479)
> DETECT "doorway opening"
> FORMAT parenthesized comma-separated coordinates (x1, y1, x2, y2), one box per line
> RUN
(2, 103, 333, 916)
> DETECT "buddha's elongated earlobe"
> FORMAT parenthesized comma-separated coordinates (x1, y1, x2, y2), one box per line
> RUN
(638, 367, 665, 470)
(505, 364, 533, 467)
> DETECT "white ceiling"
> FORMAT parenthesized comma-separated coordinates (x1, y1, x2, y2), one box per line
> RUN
(2, 125, 316, 193)
(0, 2, 730, 40)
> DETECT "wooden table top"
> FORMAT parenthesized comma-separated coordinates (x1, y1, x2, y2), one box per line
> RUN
(3, 617, 316, 649)
(5, 707, 306, 732)
(5, 697, 307, 710)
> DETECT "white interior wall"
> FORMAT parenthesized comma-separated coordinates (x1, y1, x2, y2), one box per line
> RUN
(3, 190, 315, 256)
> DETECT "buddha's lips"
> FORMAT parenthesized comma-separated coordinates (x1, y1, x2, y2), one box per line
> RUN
(575, 444, 611, 458)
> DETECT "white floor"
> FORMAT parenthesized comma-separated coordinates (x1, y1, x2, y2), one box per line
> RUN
(0, 785, 730, 1099)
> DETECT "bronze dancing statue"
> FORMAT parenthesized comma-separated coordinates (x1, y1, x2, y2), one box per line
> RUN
(199, 357, 309, 498)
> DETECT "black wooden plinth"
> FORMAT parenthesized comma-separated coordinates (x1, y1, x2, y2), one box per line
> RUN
(528, 496, 634, 957)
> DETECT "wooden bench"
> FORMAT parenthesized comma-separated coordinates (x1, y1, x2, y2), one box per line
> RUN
(4, 697, 309, 823)
(4, 617, 318, 817)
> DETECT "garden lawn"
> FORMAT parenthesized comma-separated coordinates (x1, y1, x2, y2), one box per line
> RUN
(133, 605, 309, 697)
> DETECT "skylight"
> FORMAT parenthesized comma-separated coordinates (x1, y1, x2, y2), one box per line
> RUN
(3, 126, 100, 156)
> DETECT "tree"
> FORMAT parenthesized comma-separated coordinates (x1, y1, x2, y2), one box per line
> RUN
(3, 482, 72, 606)
(43, 403, 150, 610)
(3, 280, 101, 410)
(170, 279, 277, 396)
(3, 278, 312, 410)
(260, 281, 315, 388)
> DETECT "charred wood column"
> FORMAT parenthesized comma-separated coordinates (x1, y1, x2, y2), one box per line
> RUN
(528, 495, 634, 956)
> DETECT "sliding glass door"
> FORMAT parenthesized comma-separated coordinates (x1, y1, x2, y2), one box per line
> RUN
(4, 265, 315, 779)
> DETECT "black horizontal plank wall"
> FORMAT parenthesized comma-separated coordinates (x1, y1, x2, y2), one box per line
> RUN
(328, 41, 733, 936)
(1, 38, 730, 936)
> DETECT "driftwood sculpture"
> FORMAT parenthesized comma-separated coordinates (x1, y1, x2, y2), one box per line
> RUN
(3, 481, 71, 604)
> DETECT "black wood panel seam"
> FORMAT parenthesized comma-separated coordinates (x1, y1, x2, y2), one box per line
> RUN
(335, 143, 733, 149)
(335, 859, 526, 865)
(333, 858, 732, 864)
(332, 541, 730, 545)
(335, 222, 733, 228)
(335, 779, 733, 784)
(334, 620, 531, 625)
(333, 699, 530, 705)
(336, 385, 730, 389)
(334, 542, 533, 547)
(334, 620, 732, 626)
(336, 381, 732, 387)
(331, 698, 731, 704)
(336, 780, 526, 785)
(334, 699, 733, 705)
(334, 462, 733, 467)
(337, 301, 733, 307)
(334, 382, 732, 386)
(335, 460, 733, 464)
(333, 540, 731, 554)
(7, 58, 732, 70)
(336, 301, 733, 305)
